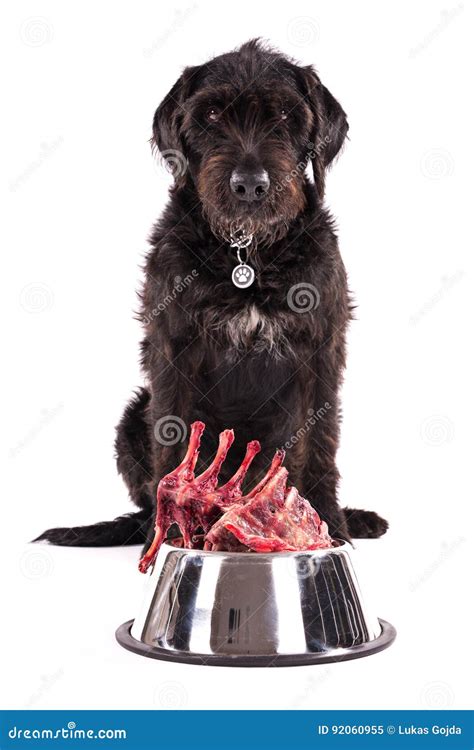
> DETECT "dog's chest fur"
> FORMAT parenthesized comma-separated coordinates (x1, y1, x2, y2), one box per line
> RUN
(191, 267, 311, 360)
(190, 295, 303, 453)
(196, 339, 299, 463)
(207, 302, 295, 356)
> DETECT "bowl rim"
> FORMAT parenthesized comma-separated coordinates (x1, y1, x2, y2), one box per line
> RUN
(158, 538, 352, 559)
(116, 618, 396, 667)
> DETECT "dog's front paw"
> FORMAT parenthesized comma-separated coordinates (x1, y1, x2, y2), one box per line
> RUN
(344, 508, 389, 539)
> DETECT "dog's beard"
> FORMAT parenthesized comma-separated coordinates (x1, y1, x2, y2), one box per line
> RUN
(203, 207, 291, 252)
(196, 151, 307, 250)
(198, 163, 307, 252)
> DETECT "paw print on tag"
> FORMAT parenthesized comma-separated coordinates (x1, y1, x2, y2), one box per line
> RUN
(235, 267, 250, 283)
(232, 264, 255, 288)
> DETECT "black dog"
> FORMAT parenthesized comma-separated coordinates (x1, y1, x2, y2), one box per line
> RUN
(36, 40, 388, 550)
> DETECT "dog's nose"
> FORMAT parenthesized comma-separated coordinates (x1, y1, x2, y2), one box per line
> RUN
(230, 169, 270, 201)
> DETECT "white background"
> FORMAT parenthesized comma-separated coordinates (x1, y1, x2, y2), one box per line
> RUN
(1, 0, 472, 710)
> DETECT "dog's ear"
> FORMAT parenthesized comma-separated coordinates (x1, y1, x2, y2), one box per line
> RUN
(294, 65, 349, 198)
(152, 65, 202, 185)
(317, 83, 349, 166)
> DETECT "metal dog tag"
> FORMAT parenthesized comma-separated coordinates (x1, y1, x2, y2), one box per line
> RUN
(232, 262, 255, 288)
(229, 230, 255, 288)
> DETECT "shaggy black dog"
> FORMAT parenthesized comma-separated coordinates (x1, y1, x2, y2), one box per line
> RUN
(36, 39, 388, 549)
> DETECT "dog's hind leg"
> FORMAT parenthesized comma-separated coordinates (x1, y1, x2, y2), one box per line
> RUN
(115, 387, 154, 511)
(34, 388, 155, 547)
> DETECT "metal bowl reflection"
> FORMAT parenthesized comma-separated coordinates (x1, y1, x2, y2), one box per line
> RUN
(116, 541, 395, 666)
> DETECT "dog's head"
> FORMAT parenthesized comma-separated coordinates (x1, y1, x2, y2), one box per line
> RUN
(152, 39, 348, 245)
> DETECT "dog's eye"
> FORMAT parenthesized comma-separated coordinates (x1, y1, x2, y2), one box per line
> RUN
(206, 107, 221, 123)
(280, 108, 288, 120)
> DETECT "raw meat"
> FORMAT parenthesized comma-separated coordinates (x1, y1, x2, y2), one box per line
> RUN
(205, 470, 333, 552)
(139, 421, 333, 573)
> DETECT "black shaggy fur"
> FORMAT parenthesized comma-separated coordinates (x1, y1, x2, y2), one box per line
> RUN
(36, 40, 388, 550)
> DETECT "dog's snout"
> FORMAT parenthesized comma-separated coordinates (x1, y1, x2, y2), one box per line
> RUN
(230, 169, 270, 202)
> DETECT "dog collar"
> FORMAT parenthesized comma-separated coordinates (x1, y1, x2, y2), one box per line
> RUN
(229, 229, 255, 289)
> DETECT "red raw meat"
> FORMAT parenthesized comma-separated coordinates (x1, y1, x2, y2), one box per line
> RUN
(139, 422, 333, 573)
(205, 468, 332, 552)
(139, 422, 269, 572)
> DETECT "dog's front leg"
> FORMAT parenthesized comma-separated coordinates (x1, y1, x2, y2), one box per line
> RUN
(288, 352, 350, 542)
(147, 340, 202, 480)
(142, 337, 206, 545)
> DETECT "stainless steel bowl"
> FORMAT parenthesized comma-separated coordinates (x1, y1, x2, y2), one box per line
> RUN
(116, 541, 395, 666)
